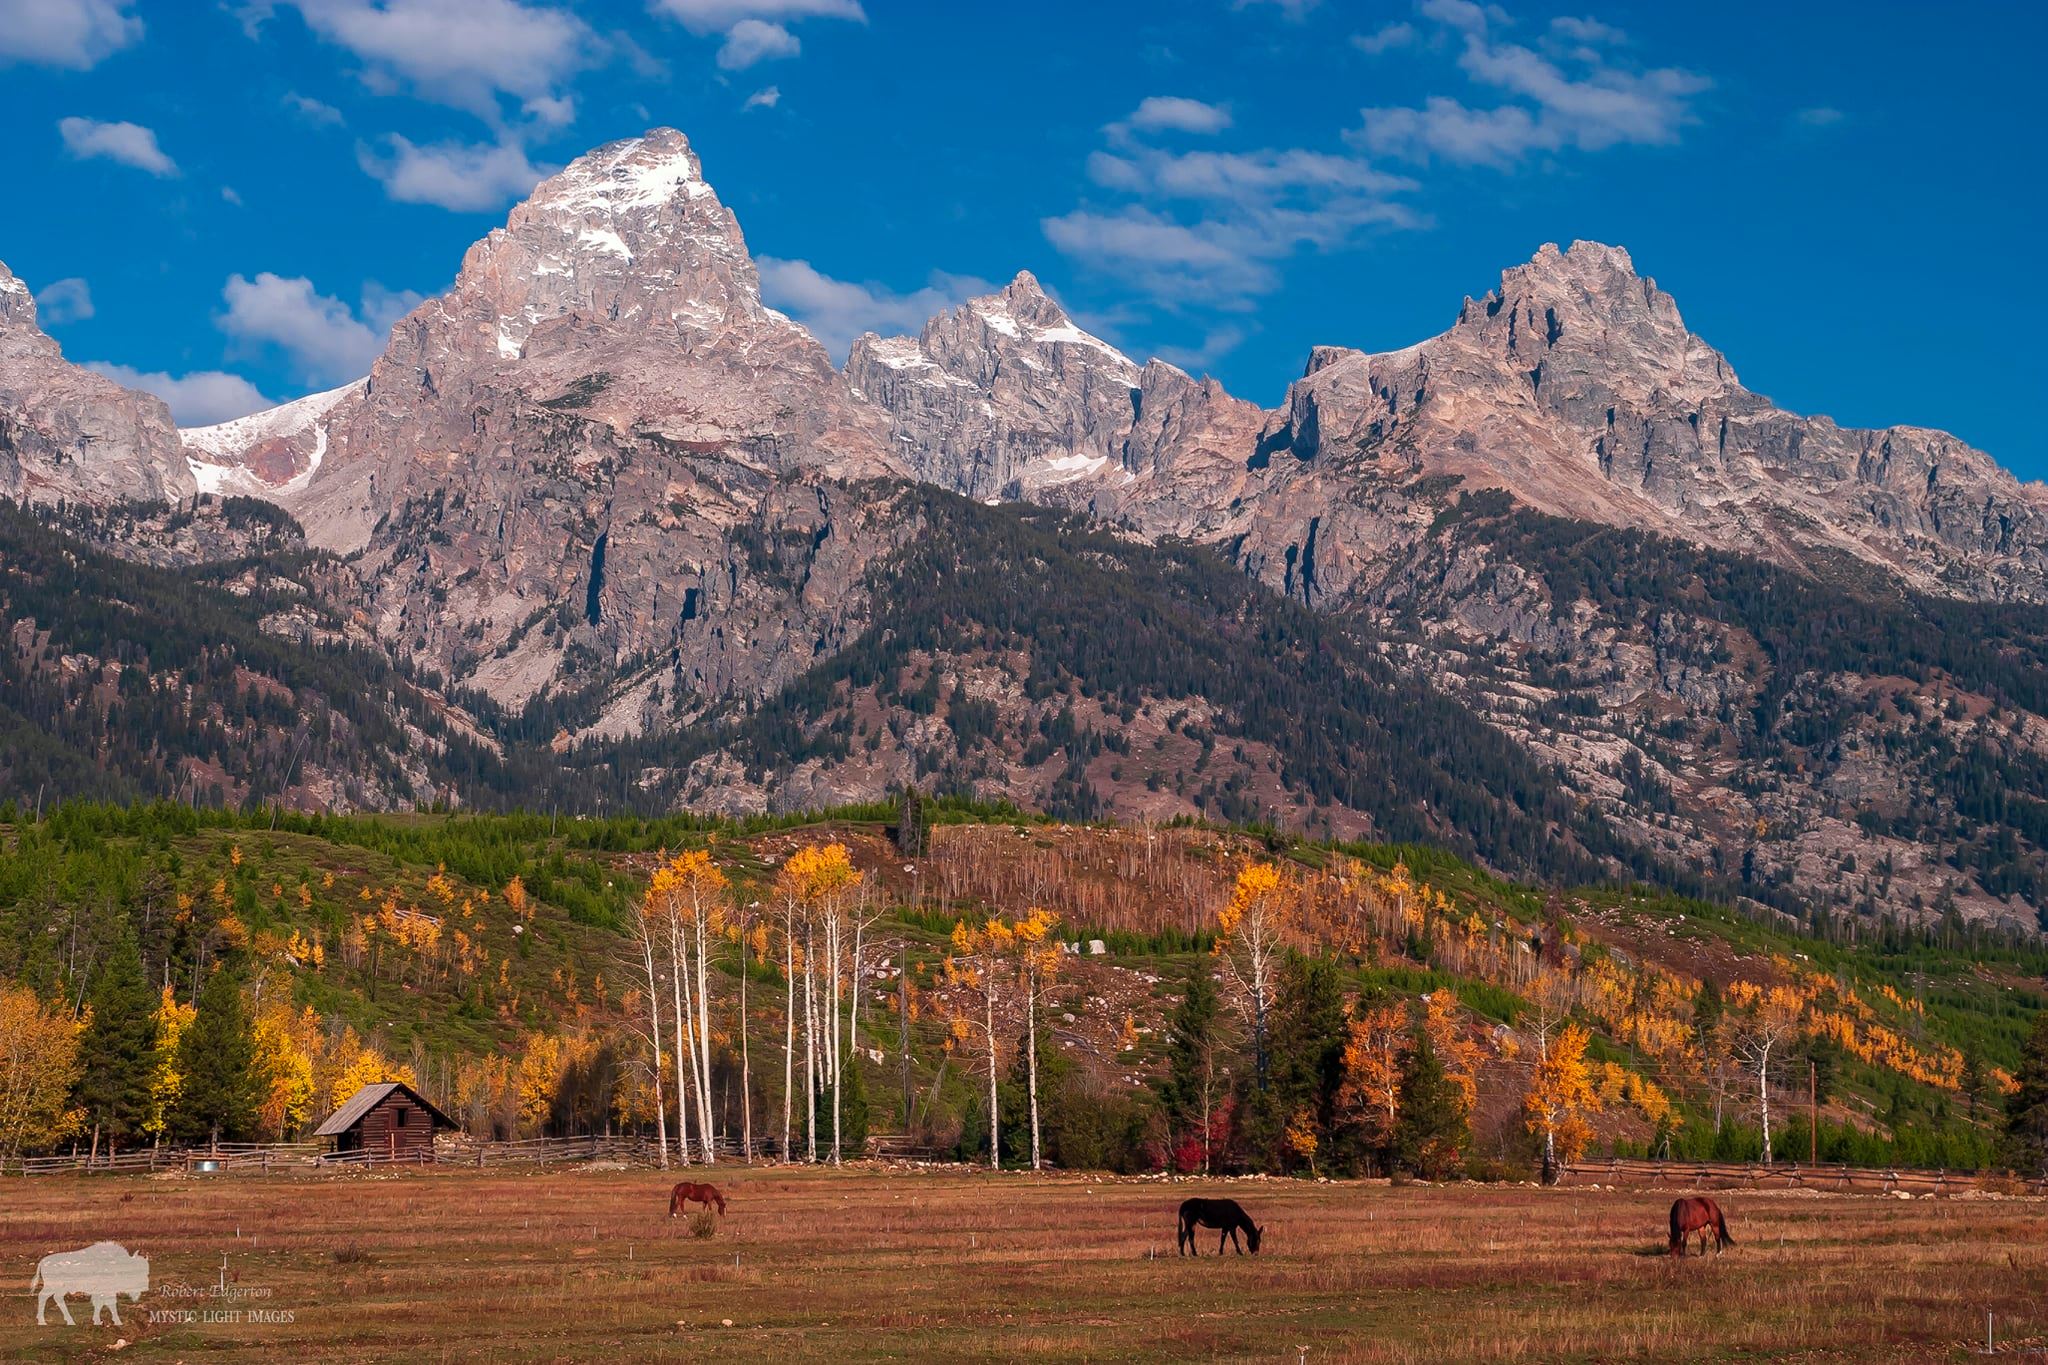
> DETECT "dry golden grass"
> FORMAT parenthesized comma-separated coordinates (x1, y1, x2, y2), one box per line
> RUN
(2, 1166, 2044, 1362)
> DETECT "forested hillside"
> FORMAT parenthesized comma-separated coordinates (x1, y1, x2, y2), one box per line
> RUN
(0, 501, 507, 811)
(1380, 493, 2048, 932)
(5, 803, 2043, 1181)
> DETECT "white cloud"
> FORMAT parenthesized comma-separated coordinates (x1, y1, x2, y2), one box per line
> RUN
(34, 277, 94, 324)
(1051, 137, 1419, 310)
(357, 134, 549, 211)
(718, 18, 797, 69)
(1550, 15, 1625, 45)
(743, 85, 781, 111)
(0, 0, 142, 69)
(651, 0, 863, 32)
(1125, 96, 1231, 136)
(1043, 208, 1282, 307)
(757, 258, 992, 360)
(359, 281, 426, 332)
(521, 93, 576, 126)
(1794, 106, 1846, 128)
(1351, 22, 1415, 55)
(1354, 4, 1707, 167)
(86, 362, 275, 426)
(1154, 324, 1248, 372)
(217, 272, 408, 383)
(284, 91, 345, 126)
(222, 186, 244, 206)
(262, 0, 597, 120)
(652, 0, 860, 71)
(57, 116, 177, 176)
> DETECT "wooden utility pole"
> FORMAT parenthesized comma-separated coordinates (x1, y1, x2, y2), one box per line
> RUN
(1810, 1060, 1819, 1165)
(898, 942, 913, 1131)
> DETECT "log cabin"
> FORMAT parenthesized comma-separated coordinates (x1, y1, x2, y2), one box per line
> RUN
(315, 1081, 459, 1162)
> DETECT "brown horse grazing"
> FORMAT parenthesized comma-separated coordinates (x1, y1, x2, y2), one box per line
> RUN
(1668, 1196, 1734, 1256)
(669, 1181, 727, 1217)
(1177, 1197, 1262, 1256)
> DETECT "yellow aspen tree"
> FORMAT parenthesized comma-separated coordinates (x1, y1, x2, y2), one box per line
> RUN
(516, 1034, 563, 1133)
(651, 849, 730, 1164)
(1012, 907, 1062, 1170)
(142, 985, 196, 1142)
(251, 1003, 317, 1139)
(780, 843, 862, 1163)
(1734, 985, 1805, 1164)
(0, 985, 83, 1160)
(1338, 1002, 1410, 1152)
(1215, 860, 1294, 1091)
(1524, 1022, 1601, 1182)
(628, 873, 671, 1168)
(946, 915, 1015, 1169)
(1421, 989, 1483, 1122)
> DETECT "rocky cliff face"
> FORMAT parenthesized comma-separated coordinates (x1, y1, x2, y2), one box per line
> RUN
(1245, 241, 2048, 603)
(0, 259, 194, 506)
(847, 273, 1142, 502)
(192, 130, 907, 712)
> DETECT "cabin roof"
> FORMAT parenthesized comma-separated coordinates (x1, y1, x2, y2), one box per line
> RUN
(314, 1081, 459, 1136)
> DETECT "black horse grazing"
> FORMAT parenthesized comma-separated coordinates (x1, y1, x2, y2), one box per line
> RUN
(1177, 1197, 1262, 1256)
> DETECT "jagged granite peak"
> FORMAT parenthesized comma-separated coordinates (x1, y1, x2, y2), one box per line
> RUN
(267, 126, 897, 553)
(0, 258, 194, 506)
(846, 271, 1142, 500)
(212, 127, 905, 711)
(1251, 240, 2048, 600)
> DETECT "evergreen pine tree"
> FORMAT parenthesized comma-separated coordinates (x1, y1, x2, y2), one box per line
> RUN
(2001, 1011, 2048, 1174)
(173, 969, 259, 1145)
(1393, 1032, 1470, 1180)
(1260, 956, 1345, 1171)
(75, 928, 155, 1147)
(837, 1057, 871, 1155)
(1155, 964, 1224, 1168)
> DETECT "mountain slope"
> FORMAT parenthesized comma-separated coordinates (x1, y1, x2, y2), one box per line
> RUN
(0, 500, 513, 810)
(0, 260, 194, 506)
(11, 126, 2048, 931)
(1236, 241, 2048, 605)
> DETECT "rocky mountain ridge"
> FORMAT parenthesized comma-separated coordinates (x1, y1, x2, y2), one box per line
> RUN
(7, 127, 2048, 931)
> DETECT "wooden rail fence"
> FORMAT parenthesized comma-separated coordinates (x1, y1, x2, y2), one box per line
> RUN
(1559, 1155, 2048, 1197)
(19, 1142, 2035, 1194)
(1, 1133, 783, 1176)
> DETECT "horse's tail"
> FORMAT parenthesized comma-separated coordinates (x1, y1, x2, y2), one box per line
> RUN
(1715, 1208, 1734, 1248)
(1667, 1203, 1682, 1250)
(28, 1265, 40, 1295)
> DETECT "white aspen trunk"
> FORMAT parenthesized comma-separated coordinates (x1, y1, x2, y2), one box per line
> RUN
(1758, 1045, 1774, 1165)
(740, 917, 753, 1164)
(677, 915, 703, 1153)
(694, 911, 716, 1163)
(830, 911, 844, 1166)
(1026, 965, 1041, 1171)
(782, 912, 795, 1162)
(640, 931, 670, 1169)
(986, 975, 999, 1171)
(803, 923, 819, 1163)
(849, 916, 865, 1066)
(679, 916, 704, 1162)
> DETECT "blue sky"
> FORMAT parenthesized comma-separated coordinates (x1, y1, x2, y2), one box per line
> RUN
(1, 1, 2040, 480)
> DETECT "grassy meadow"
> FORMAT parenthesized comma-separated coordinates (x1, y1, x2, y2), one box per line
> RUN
(3, 1165, 2045, 1362)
